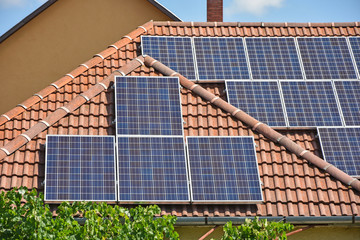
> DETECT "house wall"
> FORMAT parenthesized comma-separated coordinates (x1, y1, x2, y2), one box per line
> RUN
(0, 0, 173, 114)
(175, 225, 360, 240)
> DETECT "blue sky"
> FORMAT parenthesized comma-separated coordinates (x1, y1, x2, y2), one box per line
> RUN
(0, 0, 359, 36)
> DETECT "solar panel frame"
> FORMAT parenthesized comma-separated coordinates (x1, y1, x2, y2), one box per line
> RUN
(225, 80, 288, 127)
(141, 36, 197, 80)
(44, 135, 117, 202)
(333, 80, 360, 127)
(317, 127, 360, 178)
(114, 76, 184, 136)
(117, 135, 190, 204)
(186, 136, 263, 204)
(348, 37, 360, 79)
(193, 37, 251, 80)
(280, 80, 344, 127)
(245, 37, 305, 80)
(297, 37, 358, 79)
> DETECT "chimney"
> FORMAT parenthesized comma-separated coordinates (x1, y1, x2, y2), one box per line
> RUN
(207, 0, 223, 22)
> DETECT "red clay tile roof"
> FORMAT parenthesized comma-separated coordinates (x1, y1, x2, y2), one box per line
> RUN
(1, 21, 360, 218)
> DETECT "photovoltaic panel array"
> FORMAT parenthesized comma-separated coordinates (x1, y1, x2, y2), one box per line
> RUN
(187, 136, 262, 203)
(280, 81, 342, 127)
(297, 37, 357, 79)
(226, 81, 286, 127)
(349, 37, 360, 76)
(141, 36, 196, 79)
(45, 135, 116, 201)
(193, 38, 250, 80)
(334, 81, 360, 126)
(318, 127, 360, 177)
(117, 136, 189, 203)
(245, 38, 303, 79)
(115, 76, 183, 136)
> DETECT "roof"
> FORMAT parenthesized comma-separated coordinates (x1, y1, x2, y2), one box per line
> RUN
(0, 0, 181, 44)
(0, 21, 360, 219)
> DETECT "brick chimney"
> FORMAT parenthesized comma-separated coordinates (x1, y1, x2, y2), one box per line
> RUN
(207, 0, 223, 22)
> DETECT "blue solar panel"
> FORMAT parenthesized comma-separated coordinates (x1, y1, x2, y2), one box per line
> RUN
(246, 38, 303, 79)
(45, 135, 116, 201)
(349, 37, 360, 77)
(297, 37, 357, 79)
(117, 136, 190, 203)
(280, 81, 343, 127)
(187, 136, 263, 203)
(334, 81, 360, 126)
(141, 36, 196, 79)
(226, 81, 287, 127)
(193, 37, 250, 80)
(318, 127, 360, 177)
(115, 76, 183, 136)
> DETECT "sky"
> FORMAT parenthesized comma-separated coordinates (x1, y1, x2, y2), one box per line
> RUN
(0, 0, 359, 36)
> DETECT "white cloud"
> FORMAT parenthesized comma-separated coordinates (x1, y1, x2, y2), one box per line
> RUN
(225, 0, 285, 17)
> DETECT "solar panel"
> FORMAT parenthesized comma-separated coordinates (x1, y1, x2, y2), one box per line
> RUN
(115, 76, 184, 136)
(193, 37, 250, 80)
(187, 136, 263, 203)
(334, 81, 360, 126)
(318, 127, 360, 177)
(117, 136, 190, 203)
(349, 37, 360, 77)
(141, 36, 196, 79)
(245, 38, 303, 79)
(45, 135, 116, 201)
(297, 37, 357, 79)
(280, 81, 343, 127)
(226, 81, 287, 127)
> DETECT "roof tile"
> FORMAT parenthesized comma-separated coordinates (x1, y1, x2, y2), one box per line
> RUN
(0, 21, 359, 218)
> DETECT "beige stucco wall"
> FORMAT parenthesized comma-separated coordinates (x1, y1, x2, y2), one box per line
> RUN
(175, 225, 360, 240)
(0, 0, 173, 114)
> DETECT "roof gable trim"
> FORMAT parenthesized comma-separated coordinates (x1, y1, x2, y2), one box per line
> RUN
(0, 57, 144, 161)
(0, 21, 154, 126)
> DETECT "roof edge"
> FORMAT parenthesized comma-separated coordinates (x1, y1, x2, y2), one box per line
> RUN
(153, 21, 360, 27)
(0, 0, 181, 44)
(0, 0, 58, 43)
(173, 216, 359, 225)
(147, 0, 182, 21)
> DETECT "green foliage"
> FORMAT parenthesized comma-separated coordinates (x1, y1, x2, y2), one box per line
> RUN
(0, 187, 179, 240)
(220, 217, 294, 240)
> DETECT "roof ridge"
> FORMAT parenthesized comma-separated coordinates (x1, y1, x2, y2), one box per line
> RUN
(153, 21, 360, 27)
(143, 55, 360, 193)
(0, 57, 145, 162)
(0, 21, 154, 127)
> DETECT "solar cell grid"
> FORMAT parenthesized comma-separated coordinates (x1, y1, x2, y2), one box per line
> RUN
(280, 81, 343, 127)
(45, 135, 116, 201)
(349, 37, 360, 77)
(297, 37, 357, 79)
(318, 127, 360, 177)
(117, 136, 190, 203)
(226, 81, 287, 127)
(141, 36, 196, 79)
(194, 37, 250, 80)
(334, 81, 360, 126)
(115, 76, 183, 136)
(187, 136, 263, 203)
(246, 38, 303, 79)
